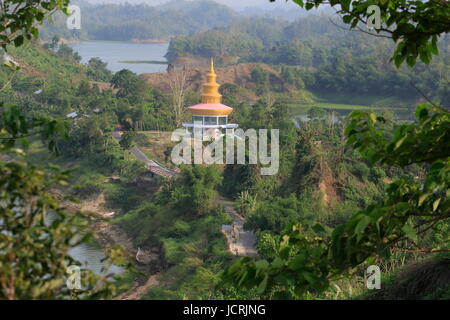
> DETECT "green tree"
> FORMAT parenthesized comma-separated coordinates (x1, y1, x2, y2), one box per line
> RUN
(0, 2, 123, 299)
(111, 69, 149, 104)
(0, 163, 119, 299)
(87, 57, 112, 82)
(0, 1, 70, 49)
(0, 105, 123, 299)
(119, 131, 136, 150)
(170, 165, 223, 217)
(57, 43, 81, 62)
(279, 0, 450, 67)
(223, 0, 450, 299)
(43, 35, 60, 51)
(251, 66, 269, 95)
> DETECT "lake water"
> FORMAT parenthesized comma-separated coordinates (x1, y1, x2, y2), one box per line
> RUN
(293, 108, 414, 128)
(46, 212, 123, 276)
(68, 243, 124, 276)
(69, 41, 169, 74)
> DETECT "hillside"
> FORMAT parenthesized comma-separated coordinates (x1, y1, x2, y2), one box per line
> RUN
(2, 35, 448, 303)
(166, 14, 449, 107)
(6, 44, 86, 79)
(0, 43, 90, 116)
(141, 62, 281, 94)
(39, 0, 239, 41)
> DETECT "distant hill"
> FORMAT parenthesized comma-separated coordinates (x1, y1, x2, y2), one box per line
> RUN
(82, 0, 286, 11)
(40, 0, 239, 41)
(82, 0, 167, 5)
(40, 0, 321, 41)
(140, 62, 286, 102)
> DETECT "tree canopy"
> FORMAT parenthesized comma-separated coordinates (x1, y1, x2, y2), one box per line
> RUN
(223, 0, 450, 299)
(0, 0, 70, 49)
(281, 0, 450, 67)
(0, 0, 123, 300)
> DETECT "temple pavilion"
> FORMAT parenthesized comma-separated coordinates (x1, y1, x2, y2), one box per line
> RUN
(182, 59, 238, 140)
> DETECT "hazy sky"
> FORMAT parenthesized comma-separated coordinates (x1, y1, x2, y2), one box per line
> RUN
(82, 0, 298, 11)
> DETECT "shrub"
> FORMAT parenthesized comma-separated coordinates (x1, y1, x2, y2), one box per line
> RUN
(352, 162, 370, 180)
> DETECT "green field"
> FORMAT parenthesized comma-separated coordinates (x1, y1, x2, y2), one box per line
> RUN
(310, 91, 420, 107)
(287, 102, 409, 116)
(289, 102, 379, 111)
(284, 89, 413, 117)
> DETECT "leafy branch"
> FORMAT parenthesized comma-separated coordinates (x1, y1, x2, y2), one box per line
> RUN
(222, 104, 449, 298)
(276, 0, 450, 66)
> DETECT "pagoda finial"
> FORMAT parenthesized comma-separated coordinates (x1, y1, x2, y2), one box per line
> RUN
(201, 57, 221, 104)
(210, 57, 215, 73)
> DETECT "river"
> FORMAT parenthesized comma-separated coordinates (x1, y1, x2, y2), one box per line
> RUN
(68, 242, 124, 276)
(69, 41, 169, 74)
(46, 212, 123, 276)
(66, 41, 414, 275)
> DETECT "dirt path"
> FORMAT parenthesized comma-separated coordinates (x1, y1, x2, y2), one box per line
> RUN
(112, 131, 179, 178)
(92, 217, 162, 300)
(117, 273, 161, 300)
(80, 192, 117, 219)
(219, 197, 257, 257)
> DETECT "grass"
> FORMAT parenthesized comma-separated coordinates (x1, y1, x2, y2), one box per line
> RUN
(283, 88, 414, 117)
(310, 90, 419, 108)
(355, 257, 450, 300)
(283, 88, 413, 118)
(289, 102, 379, 111)
(288, 103, 393, 117)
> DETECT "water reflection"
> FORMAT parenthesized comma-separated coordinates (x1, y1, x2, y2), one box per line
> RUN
(293, 108, 414, 129)
(69, 41, 169, 74)
(46, 211, 123, 276)
(68, 243, 124, 276)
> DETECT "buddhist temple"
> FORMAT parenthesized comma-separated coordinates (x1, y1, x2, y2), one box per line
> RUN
(182, 58, 238, 139)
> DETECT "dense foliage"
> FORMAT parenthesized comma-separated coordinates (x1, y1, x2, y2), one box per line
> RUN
(223, 104, 449, 298)
(0, 0, 70, 49)
(221, 0, 450, 299)
(114, 165, 258, 299)
(168, 14, 449, 104)
(0, 103, 123, 299)
(40, 0, 238, 41)
(1, 0, 448, 301)
(0, 2, 127, 299)
(282, 0, 450, 67)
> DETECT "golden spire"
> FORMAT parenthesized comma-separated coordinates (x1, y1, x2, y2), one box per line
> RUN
(209, 57, 214, 73)
(201, 57, 222, 104)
